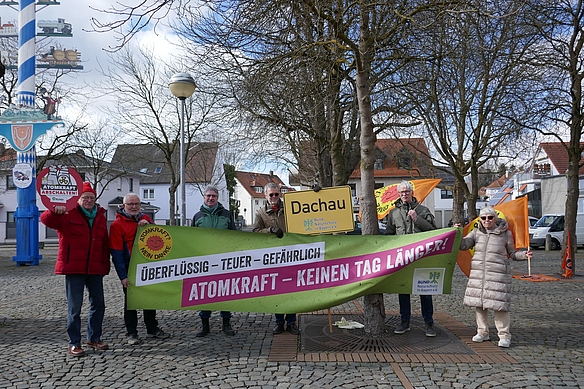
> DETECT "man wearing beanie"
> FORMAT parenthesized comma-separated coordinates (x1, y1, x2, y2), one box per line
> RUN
(41, 181, 110, 357)
(110, 192, 170, 344)
(252, 182, 300, 335)
(191, 184, 237, 337)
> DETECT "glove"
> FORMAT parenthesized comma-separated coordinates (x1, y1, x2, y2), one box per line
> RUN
(270, 227, 284, 239)
(312, 184, 322, 192)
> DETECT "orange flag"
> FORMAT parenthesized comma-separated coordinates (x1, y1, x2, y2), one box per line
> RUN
(561, 233, 573, 278)
(457, 196, 529, 277)
(373, 179, 441, 220)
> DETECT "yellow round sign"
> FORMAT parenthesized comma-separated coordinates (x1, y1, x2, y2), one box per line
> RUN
(137, 226, 173, 261)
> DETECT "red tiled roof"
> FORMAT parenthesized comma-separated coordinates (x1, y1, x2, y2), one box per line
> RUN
(540, 142, 584, 175)
(485, 174, 509, 189)
(236, 171, 295, 199)
(349, 138, 434, 178)
(0, 147, 16, 161)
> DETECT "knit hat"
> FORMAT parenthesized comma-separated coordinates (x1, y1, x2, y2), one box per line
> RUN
(82, 182, 96, 196)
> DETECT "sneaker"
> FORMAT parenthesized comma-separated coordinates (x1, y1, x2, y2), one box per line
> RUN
(394, 321, 410, 334)
(498, 338, 511, 348)
(425, 322, 437, 337)
(147, 328, 170, 339)
(86, 340, 109, 350)
(126, 333, 141, 345)
(272, 323, 285, 334)
(287, 323, 301, 335)
(472, 333, 490, 342)
(68, 345, 85, 357)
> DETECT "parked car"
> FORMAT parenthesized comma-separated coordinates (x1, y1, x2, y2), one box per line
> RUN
(347, 221, 386, 235)
(528, 216, 539, 227)
(528, 214, 584, 250)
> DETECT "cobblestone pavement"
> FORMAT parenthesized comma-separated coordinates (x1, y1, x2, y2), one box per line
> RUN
(0, 245, 583, 388)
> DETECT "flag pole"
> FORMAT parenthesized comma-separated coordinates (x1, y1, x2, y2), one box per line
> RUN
(528, 246, 531, 276)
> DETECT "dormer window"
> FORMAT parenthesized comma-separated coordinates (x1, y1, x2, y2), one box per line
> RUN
(374, 158, 384, 170)
(154, 167, 162, 174)
(253, 186, 263, 193)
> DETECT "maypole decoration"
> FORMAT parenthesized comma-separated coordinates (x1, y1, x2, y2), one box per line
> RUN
(0, 0, 64, 265)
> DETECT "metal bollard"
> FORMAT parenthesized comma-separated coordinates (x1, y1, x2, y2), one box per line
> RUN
(545, 234, 551, 251)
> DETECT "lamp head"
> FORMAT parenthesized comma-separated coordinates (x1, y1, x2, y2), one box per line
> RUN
(169, 72, 196, 99)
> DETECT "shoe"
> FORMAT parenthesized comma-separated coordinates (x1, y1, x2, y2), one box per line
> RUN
(498, 339, 511, 348)
(394, 321, 410, 334)
(197, 318, 210, 337)
(68, 345, 85, 357)
(126, 333, 142, 345)
(287, 323, 301, 335)
(147, 328, 170, 339)
(222, 318, 236, 336)
(272, 323, 285, 334)
(425, 322, 437, 337)
(86, 340, 109, 350)
(472, 333, 490, 343)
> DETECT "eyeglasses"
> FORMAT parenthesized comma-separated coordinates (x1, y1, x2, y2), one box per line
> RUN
(125, 202, 140, 207)
(399, 190, 412, 195)
(480, 215, 495, 221)
(80, 196, 96, 201)
(268, 193, 280, 197)
(205, 194, 218, 198)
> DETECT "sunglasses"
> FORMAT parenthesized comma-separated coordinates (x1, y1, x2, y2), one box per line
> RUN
(480, 215, 495, 221)
(269, 193, 280, 197)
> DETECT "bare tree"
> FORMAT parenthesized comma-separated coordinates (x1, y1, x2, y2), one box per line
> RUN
(393, 1, 542, 223)
(526, 0, 584, 275)
(95, 46, 223, 224)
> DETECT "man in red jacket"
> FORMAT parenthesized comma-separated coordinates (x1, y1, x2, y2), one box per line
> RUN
(110, 193, 169, 345)
(40, 182, 110, 357)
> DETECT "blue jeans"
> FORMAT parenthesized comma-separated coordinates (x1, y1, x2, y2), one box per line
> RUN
(275, 314, 297, 325)
(65, 274, 105, 346)
(398, 294, 433, 324)
(199, 310, 231, 319)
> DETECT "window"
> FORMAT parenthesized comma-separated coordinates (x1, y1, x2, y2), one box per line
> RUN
(6, 211, 16, 239)
(374, 182, 384, 190)
(129, 178, 134, 192)
(140, 168, 148, 173)
(253, 186, 263, 193)
(397, 149, 412, 170)
(154, 167, 162, 174)
(143, 189, 155, 200)
(441, 189, 453, 199)
(374, 158, 384, 170)
(6, 175, 15, 190)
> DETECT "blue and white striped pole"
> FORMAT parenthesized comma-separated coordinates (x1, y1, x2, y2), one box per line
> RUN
(13, 0, 41, 265)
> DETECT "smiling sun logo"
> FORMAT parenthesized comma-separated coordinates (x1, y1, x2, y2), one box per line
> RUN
(137, 226, 173, 261)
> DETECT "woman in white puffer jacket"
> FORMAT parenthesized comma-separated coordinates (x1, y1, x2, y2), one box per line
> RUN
(459, 206, 532, 348)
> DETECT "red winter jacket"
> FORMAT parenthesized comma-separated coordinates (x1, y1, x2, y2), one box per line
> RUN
(40, 205, 110, 276)
(109, 210, 153, 280)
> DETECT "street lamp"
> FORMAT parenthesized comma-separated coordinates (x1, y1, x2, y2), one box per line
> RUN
(169, 72, 196, 226)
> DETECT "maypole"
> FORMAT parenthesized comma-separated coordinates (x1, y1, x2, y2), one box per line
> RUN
(13, 0, 40, 265)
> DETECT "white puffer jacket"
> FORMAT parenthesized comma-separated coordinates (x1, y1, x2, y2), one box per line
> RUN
(460, 219, 528, 312)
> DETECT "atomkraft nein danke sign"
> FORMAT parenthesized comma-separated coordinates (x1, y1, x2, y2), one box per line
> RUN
(127, 226, 462, 312)
(283, 186, 354, 234)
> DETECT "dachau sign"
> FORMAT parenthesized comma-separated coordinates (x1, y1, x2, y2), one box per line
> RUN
(283, 186, 354, 234)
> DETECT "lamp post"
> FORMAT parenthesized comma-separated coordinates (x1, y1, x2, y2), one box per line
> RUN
(169, 72, 196, 226)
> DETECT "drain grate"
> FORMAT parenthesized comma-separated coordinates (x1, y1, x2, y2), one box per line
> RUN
(300, 314, 476, 354)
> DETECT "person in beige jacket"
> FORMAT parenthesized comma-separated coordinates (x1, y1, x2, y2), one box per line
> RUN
(458, 206, 532, 348)
(253, 182, 300, 335)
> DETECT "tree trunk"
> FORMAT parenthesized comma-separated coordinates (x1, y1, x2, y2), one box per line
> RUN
(357, 4, 384, 336)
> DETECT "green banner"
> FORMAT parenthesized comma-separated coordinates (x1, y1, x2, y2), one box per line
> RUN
(127, 226, 461, 313)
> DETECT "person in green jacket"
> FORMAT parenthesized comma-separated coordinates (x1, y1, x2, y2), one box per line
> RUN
(191, 185, 236, 336)
(386, 180, 437, 337)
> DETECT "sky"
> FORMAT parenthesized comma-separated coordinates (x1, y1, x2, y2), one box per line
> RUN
(0, 0, 292, 185)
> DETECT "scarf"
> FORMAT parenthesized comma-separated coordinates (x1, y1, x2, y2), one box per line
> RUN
(80, 205, 97, 227)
